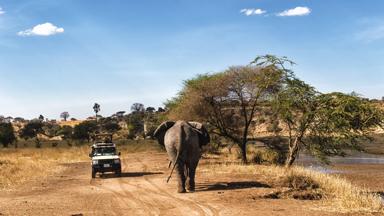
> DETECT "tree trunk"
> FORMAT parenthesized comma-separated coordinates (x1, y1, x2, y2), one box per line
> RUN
(240, 140, 247, 164)
(240, 125, 250, 164)
(35, 137, 41, 148)
(285, 137, 299, 167)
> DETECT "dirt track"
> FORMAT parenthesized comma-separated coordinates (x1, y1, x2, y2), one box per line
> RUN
(0, 152, 363, 215)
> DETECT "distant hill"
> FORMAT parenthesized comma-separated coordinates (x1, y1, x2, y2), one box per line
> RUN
(58, 120, 83, 127)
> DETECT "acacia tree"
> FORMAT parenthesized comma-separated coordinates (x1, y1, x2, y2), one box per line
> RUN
(60, 112, 70, 121)
(100, 117, 121, 134)
(20, 121, 44, 148)
(0, 123, 16, 148)
(276, 83, 384, 166)
(58, 125, 73, 138)
(73, 121, 97, 143)
(265, 74, 383, 167)
(131, 103, 145, 113)
(167, 62, 286, 163)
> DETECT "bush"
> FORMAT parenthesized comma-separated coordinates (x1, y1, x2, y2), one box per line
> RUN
(248, 146, 281, 165)
(282, 173, 319, 190)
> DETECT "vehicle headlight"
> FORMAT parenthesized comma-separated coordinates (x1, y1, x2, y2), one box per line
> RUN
(114, 159, 120, 164)
(92, 160, 98, 165)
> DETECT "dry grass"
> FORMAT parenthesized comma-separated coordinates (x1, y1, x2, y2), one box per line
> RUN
(2, 139, 382, 213)
(202, 162, 383, 213)
(58, 120, 83, 127)
(0, 139, 162, 191)
(0, 146, 89, 190)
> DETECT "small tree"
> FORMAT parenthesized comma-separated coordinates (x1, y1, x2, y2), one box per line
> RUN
(20, 121, 44, 148)
(126, 112, 145, 138)
(60, 112, 70, 121)
(73, 121, 97, 143)
(57, 125, 73, 146)
(271, 78, 384, 166)
(102, 121, 121, 134)
(38, 115, 44, 122)
(93, 103, 101, 122)
(131, 103, 145, 113)
(0, 123, 16, 148)
(116, 111, 126, 119)
(42, 122, 61, 138)
(58, 125, 73, 139)
(146, 107, 156, 113)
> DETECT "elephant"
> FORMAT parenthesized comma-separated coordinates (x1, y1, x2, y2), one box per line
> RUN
(153, 120, 210, 193)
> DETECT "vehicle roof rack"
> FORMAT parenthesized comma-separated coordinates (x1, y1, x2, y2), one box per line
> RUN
(92, 142, 116, 148)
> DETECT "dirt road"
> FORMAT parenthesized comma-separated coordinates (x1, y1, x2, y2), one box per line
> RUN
(0, 152, 359, 215)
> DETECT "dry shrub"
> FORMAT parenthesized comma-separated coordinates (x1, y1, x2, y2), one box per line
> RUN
(203, 163, 383, 213)
(246, 145, 281, 165)
(282, 172, 319, 190)
(290, 167, 383, 213)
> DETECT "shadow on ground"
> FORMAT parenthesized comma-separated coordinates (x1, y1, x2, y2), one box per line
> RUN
(100, 172, 163, 179)
(196, 181, 271, 192)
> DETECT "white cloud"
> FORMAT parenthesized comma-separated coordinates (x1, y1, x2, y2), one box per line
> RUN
(0, 7, 5, 15)
(18, 22, 64, 36)
(240, 8, 266, 16)
(356, 24, 384, 42)
(277, 6, 311, 17)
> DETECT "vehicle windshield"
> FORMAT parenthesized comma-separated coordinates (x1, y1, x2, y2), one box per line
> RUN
(92, 147, 117, 156)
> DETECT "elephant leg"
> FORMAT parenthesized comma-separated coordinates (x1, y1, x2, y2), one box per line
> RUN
(176, 161, 186, 193)
(185, 165, 190, 191)
(187, 162, 198, 192)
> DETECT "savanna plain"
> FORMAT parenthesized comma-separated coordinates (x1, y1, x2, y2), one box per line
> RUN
(1, 139, 383, 216)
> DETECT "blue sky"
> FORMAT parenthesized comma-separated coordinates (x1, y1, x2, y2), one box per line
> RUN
(0, 0, 383, 119)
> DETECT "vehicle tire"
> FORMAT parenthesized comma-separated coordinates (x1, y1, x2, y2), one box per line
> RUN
(92, 168, 96, 178)
(116, 169, 121, 177)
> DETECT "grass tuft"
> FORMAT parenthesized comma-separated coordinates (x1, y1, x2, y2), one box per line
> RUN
(202, 162, 383, 213)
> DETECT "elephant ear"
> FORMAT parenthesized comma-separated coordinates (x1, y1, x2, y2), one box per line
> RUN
(188, 122, 210, 147)
(153, 121, 175, 146)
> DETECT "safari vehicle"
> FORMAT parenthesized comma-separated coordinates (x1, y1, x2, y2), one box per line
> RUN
(89, 134, 122, 178)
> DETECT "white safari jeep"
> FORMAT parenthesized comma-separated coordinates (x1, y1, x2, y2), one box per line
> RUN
(89, 135, 122, 178)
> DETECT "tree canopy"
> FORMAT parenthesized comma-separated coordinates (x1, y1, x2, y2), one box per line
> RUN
(60, 112, 70, 121)
(0, 123, 16, 148)
(73, 121, 97, 142)
(20, 121, 44, 148)
(166, 55, 384, 165)
(167, 62, 287, 162)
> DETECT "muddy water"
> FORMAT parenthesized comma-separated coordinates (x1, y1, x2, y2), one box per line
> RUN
(295, 152, 384, 174)
(296, 152, 384, 167)
(296, 152, 384, 202)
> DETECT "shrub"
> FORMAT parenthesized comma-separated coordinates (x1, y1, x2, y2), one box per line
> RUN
(282, 172, 319, 190)
(247, 146, 281, 165)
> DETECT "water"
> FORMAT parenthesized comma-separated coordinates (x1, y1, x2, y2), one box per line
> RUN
(295, 152, 384, 174)
(296, 152, 384, 165)
(304, 165, 343, 174)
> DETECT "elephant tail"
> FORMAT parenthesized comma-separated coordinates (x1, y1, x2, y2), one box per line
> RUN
(167, 150, 180, 183)
(166, 124, 186, 183)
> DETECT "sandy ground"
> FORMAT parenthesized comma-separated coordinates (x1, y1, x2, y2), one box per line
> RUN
(334, 164, 384, 193)
(0, 151, 379, 216)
